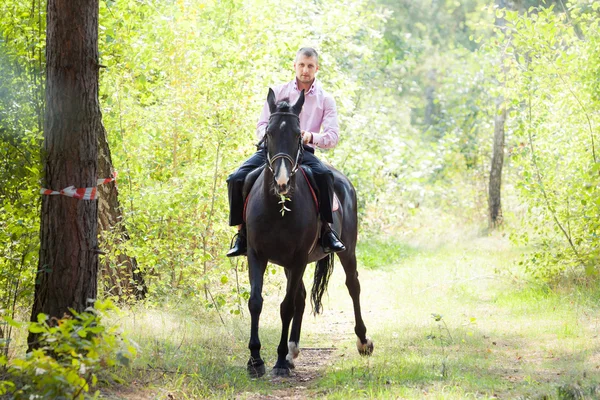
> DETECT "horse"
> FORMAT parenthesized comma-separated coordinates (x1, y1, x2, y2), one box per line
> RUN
(244, 88, 374, 377)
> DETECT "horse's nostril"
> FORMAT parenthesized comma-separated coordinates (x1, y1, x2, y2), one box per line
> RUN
(277, 183, 288, 194)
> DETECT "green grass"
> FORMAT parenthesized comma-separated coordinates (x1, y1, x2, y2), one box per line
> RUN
(101, 232, 600, 399)
(356, 237, 419, 270)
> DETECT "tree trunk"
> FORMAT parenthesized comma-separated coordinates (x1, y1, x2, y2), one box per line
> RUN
(29, 0, 101, 348)
(97, 125, 147, 300)
(489, 96, 506, 228)
(488, 0, 511, 229)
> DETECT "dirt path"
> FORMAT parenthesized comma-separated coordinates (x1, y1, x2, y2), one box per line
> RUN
(239, 306, 358, 399)
(238, 347, 336, 400)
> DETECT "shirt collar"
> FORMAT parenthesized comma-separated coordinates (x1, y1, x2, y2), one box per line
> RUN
(294, 79, 317, 96)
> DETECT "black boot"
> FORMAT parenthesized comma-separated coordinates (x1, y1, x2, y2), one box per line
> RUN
(227, 225, 247, 257)
(321, 224, 346, 254)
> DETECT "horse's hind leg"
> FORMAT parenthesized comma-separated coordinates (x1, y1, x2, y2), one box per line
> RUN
(247, 250, 268, 377)
(338, 250, 374, 356)
(287, 279, 306, 369)
(273, 264, 307, 376)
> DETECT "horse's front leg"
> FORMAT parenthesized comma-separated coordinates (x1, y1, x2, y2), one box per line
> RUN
(247, 249, 268, 377)
(273, 263, 307, 376)
(287, 278, 306, 369)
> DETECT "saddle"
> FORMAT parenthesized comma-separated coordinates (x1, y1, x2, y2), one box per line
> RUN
(242, 164, 339, 222)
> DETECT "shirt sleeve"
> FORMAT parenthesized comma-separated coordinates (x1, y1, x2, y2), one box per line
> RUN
(311, 95, 339, 149)
(256, 99, 271, 141)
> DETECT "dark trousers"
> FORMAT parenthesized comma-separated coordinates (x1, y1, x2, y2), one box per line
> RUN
(226, 146, 335, 226)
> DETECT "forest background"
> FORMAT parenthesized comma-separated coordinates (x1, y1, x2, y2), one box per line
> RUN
(1, 0, 600, 398)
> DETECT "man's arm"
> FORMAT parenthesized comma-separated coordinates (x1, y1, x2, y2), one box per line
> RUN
(309, 95, 339, 149)
(256, 99, 270, 141)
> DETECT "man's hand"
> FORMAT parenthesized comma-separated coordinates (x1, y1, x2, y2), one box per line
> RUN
(302, 130, 312, 145)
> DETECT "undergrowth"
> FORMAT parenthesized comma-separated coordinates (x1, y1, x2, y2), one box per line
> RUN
(0, 300, 136, 399)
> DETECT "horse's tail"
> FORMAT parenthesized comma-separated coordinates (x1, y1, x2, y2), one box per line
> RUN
(311, 254, 334, 315)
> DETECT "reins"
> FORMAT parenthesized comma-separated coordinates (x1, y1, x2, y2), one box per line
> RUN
(263, 111, 303, 176)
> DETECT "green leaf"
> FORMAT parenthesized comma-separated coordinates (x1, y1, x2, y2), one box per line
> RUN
(431, 313, 442, 322)
(3, 316, 22, 328)
(36, 313, 48, 324)
(28, 324, 45, 334)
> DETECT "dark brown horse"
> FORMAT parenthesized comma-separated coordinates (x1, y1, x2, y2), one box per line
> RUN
(244, 89, 373, 377)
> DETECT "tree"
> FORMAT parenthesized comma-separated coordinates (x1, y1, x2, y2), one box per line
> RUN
(488, 0, 512, 229)
(489, 96, 506, 228)
(29, 0, 103, 347)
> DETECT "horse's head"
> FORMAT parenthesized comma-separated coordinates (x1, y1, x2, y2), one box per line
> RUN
(265, 88, 305, 196)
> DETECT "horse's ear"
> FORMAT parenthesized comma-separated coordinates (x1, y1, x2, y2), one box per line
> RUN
(267, 88, 277, 114)
(292, 90, 305, 115)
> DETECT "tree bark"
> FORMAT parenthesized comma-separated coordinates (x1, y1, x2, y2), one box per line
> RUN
(488, 0, 511, 229)
(29, 0, 101, 348)
(97, 126, 147, 300)
(489, 96, 506, 228)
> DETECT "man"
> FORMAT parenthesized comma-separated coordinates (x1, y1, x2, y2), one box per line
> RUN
(226, 47, 345, 257)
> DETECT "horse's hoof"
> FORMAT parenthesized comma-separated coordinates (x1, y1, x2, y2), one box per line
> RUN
(357, 338, 374, 356)
(247, 358, 266, 378)
(272, 367, 291, 377)
(286, 359, 295, 370)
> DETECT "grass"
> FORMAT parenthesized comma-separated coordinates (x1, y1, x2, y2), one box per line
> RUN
(101, 230, 600, 399)
(356, 238, 418, 270)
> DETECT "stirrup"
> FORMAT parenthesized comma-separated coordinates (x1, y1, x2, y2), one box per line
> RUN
(229, 232, 240, 248)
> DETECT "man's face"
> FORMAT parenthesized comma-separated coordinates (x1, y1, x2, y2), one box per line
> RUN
(294, 54, 319, 85)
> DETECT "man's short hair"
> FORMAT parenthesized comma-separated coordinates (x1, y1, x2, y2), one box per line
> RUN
(296, 47, 319, 65)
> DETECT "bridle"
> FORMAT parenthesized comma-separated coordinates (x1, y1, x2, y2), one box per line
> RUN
(264, 111, 303, 176)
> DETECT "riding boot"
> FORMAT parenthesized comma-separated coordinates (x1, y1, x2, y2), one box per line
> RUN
(321, 223, 346, 254)
(227, 224, 247, 257)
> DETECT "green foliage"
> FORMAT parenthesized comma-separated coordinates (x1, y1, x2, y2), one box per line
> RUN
(2, 2, 600, 387)
(95, 0, 395, 303)
(427, 313, 454, 378)
(351, 0, 499, 227)
(0, 300, 136, 399)
(498, 3, 600, 280)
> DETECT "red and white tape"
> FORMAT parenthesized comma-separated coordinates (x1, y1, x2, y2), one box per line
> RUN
(40, 172, 117, 200)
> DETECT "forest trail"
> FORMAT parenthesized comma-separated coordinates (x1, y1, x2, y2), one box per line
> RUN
(109, 231, 600, 399)
(240, 347, 336, 399)
(238, 286, 365, 399)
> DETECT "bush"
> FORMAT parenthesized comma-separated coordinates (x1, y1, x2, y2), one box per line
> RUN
(0, 300, 136, 399)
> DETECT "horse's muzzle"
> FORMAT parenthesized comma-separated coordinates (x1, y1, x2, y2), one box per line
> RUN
(277, 182, 289, 195)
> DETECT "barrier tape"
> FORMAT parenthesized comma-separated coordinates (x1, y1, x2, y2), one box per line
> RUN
(40, 172, 117, 200)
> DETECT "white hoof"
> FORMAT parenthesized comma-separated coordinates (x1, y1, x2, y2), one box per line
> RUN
(357, 338, 374, 356)
(286, 341, 300, 368)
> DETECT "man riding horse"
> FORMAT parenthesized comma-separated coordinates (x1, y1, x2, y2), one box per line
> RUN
(226, 47, 345, 257)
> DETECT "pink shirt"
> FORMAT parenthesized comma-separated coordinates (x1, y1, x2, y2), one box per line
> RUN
(256, 79, 339, 149)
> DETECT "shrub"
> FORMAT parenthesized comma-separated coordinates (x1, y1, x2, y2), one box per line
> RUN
(0, 300, 136, 399)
